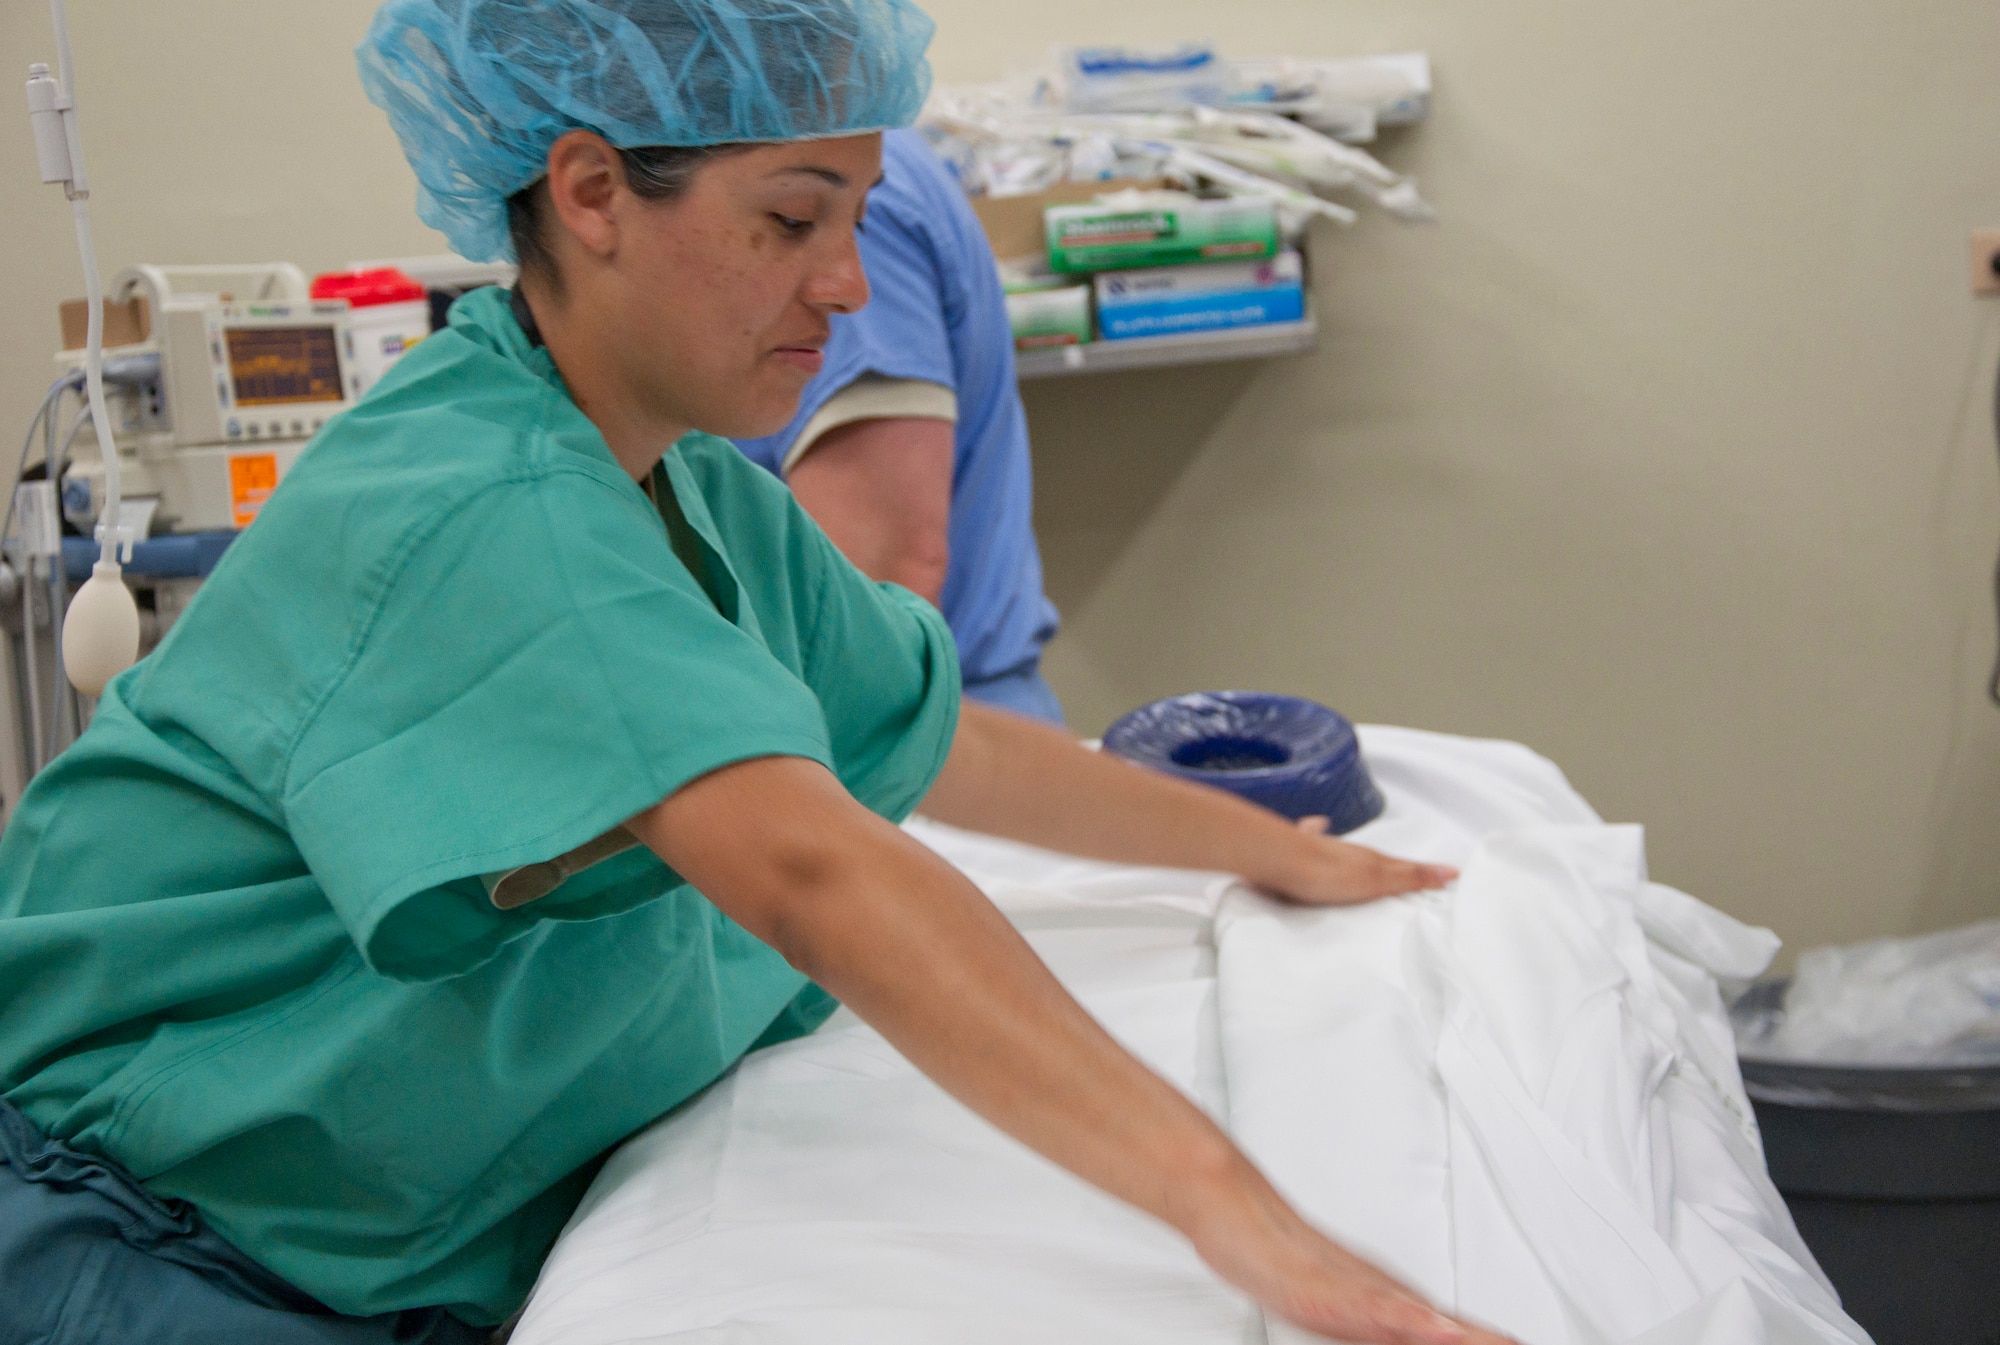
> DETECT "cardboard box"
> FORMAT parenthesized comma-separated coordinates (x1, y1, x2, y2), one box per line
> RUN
(59, 295, 151, 351)
(968, 179, 1167, 265)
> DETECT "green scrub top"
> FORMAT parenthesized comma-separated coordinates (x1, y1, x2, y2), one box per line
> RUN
(0, 287, 961, 1325)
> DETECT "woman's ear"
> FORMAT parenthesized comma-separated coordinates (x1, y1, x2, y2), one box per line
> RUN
(544, 129, 624, 263)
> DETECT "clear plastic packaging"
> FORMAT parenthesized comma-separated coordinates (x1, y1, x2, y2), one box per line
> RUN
(1056, 44, 1233, 114)
(921, 47, 1432, 226)
(1736, 920, 2000, 1068)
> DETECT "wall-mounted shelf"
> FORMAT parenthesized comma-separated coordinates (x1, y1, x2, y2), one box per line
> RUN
(1015, 310, 1318, 380)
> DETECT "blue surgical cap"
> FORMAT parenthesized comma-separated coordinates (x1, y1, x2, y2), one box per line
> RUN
(357, 0, 936, 262)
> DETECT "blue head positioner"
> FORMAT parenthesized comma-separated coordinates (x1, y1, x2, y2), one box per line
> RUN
(1103, 692, 1387, 835)
(357, 0, 936, 262)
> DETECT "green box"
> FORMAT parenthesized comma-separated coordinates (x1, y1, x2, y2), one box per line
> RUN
(1005, 284, 1092, 350)
(1044, 197, 1278, 274)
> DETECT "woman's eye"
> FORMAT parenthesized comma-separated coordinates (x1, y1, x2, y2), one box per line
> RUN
(771, 213, 813, 237)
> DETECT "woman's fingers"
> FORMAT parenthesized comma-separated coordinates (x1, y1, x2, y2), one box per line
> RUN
(1187, 1179, 1474, 1334)
(1394, 855, 1459, 892)
(1282, 822, 1455, 904)
(1269, 1249, 1518, 1345)
(1202, 1213, 1515, 1345)
(1321, 842, 1456, 902)
(1264, 829, 1457, 906)
(1285, 1287, 1517, 1345)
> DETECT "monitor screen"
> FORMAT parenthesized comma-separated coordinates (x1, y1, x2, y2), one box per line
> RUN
(225, 325, 344, 406)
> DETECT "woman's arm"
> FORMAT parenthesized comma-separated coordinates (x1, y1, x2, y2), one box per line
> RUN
(788, 415, 954, 605)
(922, 701, 1455, 904)
(628, 757, 1503, 1345)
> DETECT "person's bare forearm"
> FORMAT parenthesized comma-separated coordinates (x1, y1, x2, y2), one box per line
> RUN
(923, 701, 1298, 878)
(921, 702, 1453, 903)
(633, 760, 1250, 1232)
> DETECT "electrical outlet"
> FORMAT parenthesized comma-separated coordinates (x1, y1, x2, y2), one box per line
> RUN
(1972, 230, 2000, 295)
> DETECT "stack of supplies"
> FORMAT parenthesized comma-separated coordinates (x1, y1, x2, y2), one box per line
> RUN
(978, 188, 1314, 353)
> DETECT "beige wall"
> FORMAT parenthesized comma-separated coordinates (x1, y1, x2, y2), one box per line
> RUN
(1008, 1, 2000, 960)
(3, 1, 1997, 956)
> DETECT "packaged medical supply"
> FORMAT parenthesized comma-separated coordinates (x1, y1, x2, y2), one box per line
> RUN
(1045, 194, 1277, 273)
(1094, 250, 1304, 341)
(1047, 45, 1432, 141)
(1170, 107, 1435, 222)
(922, 46, 1434, 227)
(1229, 52, 1432, 141)
(1056, 44, 1233, 114)
(311, 268, 429, 395)
(1004, 285, 1092, 350)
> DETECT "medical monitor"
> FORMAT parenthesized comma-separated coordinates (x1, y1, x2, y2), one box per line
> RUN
(224, 325, 345, 407)
(161, 299, 361, 448)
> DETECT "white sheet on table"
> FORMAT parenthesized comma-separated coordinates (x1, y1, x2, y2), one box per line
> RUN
(509, 728, 1869, 1345)
(513, 846, 1252, 1345)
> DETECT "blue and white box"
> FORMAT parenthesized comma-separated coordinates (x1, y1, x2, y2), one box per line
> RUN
(1093, 250, 1305, 341)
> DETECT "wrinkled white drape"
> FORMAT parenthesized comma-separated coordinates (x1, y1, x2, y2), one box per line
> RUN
(511, 728, 1868, 1345)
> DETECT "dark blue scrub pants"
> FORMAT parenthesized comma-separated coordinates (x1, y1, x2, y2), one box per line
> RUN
(0, 1099, 490, 1345)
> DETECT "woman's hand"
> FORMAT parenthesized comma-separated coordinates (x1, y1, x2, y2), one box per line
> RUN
(1184, 1158, 1514, 1344)
(1259, 815, 1458, 907)
(922, 703, 1456, 903)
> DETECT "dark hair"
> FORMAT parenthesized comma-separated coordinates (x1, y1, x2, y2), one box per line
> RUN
(507, 144, 746, 290)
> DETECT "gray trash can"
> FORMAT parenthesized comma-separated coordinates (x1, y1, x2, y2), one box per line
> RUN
(1735, 981, 2000, 1345)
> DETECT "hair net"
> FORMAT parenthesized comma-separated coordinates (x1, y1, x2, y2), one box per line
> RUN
(357, 0, 936, 262)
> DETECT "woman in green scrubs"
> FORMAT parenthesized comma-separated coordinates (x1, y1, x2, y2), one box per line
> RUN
(0, 3, 1509, 1343)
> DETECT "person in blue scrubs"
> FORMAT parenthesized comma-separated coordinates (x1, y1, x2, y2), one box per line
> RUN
(734, 128, 1065, 723)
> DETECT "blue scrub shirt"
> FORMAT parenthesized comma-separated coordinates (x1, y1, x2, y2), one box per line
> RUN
(733, 129, 1064, 723)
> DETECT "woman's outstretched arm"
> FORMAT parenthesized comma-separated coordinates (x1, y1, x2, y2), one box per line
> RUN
(627, 756, 1501, 1345)
(920, 701, 1455, 905)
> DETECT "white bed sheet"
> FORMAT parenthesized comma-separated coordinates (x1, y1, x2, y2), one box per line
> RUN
(510, 727, 1870, 1345)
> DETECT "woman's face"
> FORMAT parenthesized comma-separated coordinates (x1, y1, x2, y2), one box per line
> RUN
(601, 133, 883, 441)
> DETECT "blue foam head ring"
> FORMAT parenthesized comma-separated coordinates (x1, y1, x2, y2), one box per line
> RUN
(1102, 691, 1385, 835)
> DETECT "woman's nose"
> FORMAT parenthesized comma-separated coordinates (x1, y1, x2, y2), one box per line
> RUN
(806, 234, 871, 315)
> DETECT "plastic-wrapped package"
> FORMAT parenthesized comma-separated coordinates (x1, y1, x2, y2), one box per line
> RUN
(1050, 46, 1434, 141)
(924, 109, 1379, 230)
(1230, 53, 1433, 141)
(1056, 44, 1235, 114)
(921, 47, 1433, 225)
(1737, 920, 2000, 1067)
